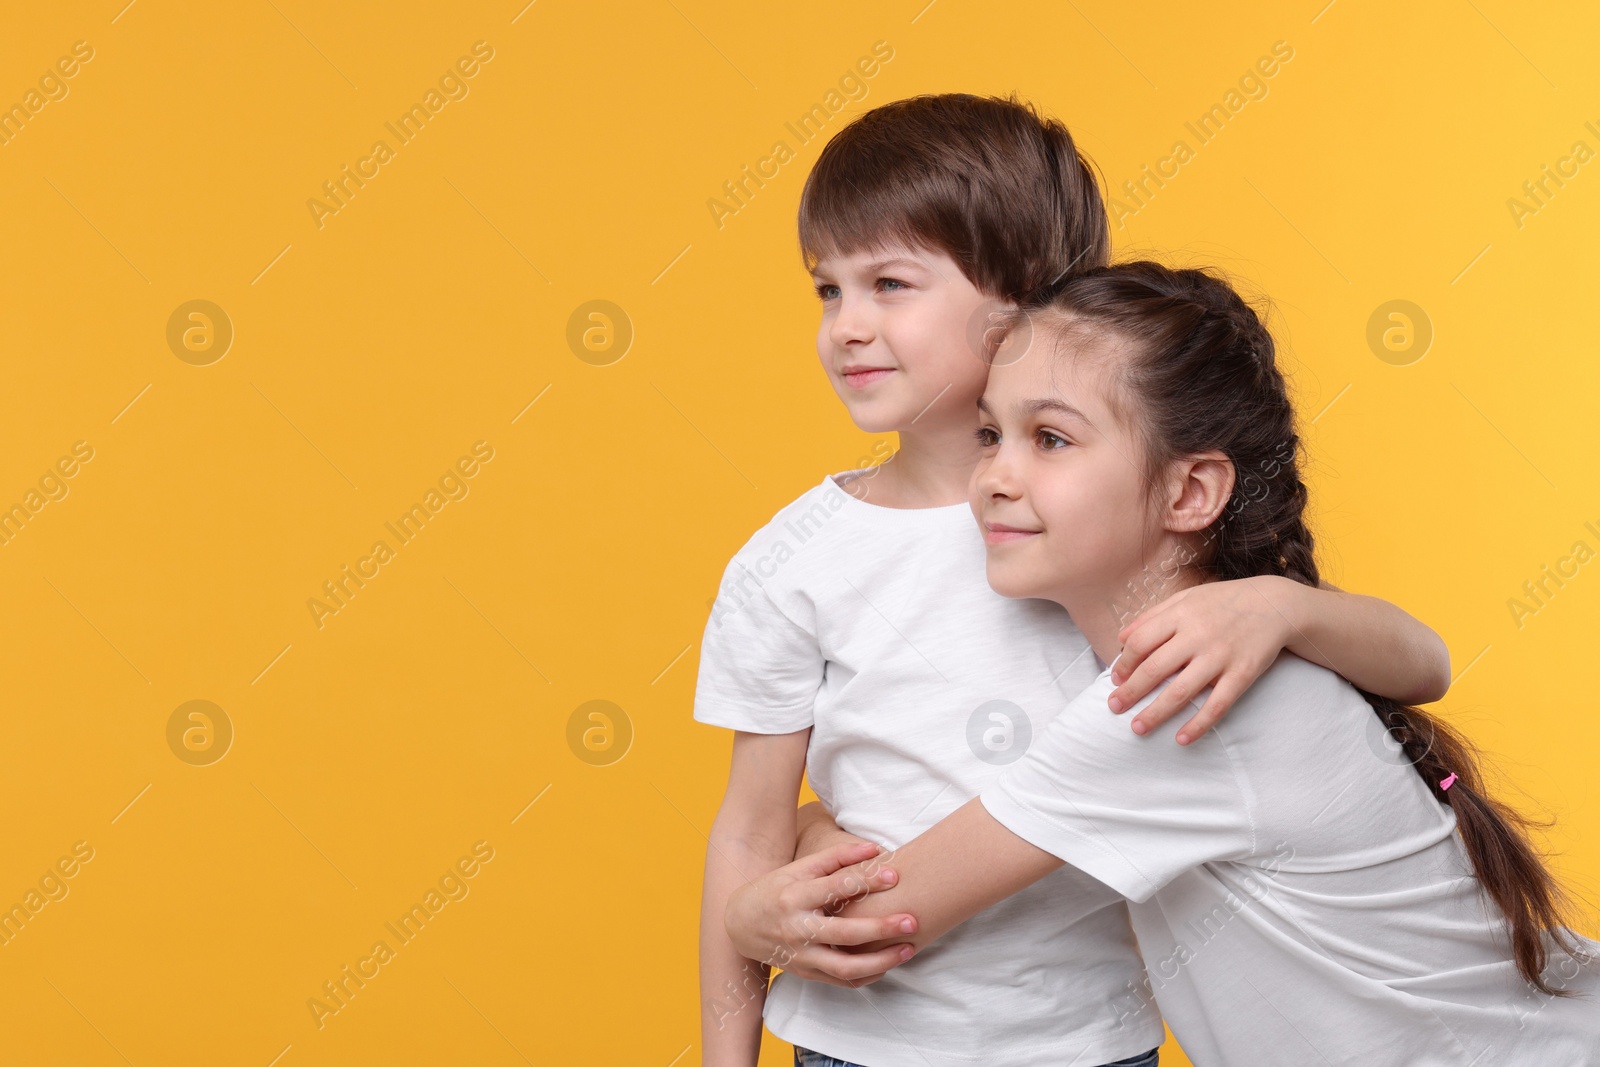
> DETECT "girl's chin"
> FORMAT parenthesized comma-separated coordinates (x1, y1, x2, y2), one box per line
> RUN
(984, 561, 1051, 601)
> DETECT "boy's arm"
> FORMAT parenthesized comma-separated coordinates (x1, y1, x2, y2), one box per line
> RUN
(794, 799, 862, 858)
(1106, 575, 1450, 742)
(1279, 579, 1450, 701)
(700, 729, 811, 1067)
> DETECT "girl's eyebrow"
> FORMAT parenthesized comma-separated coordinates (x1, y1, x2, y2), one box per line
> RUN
(1025, 398, 1089, 422)
(976, 395, 1089, 422)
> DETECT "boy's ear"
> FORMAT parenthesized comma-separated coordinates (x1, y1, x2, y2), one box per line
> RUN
(1164, 452, 1234, 533)
(970, 296, 1023, 365)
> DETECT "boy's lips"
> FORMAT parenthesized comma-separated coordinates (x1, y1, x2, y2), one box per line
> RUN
(841, 366, 895, 388)
(982, 520, 1041, 544)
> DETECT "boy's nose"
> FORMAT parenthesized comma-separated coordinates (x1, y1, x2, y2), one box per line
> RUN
(828, 295, 875, 348)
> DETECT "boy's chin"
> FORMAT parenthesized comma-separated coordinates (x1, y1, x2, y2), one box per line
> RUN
(844, 411, 907, 436)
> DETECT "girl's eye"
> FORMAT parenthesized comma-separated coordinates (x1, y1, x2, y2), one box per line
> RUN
(973, 426, 1000, 447)
(1037, 429, 1069, 450)
(814, 283, 839, 301)
(878, 278, 906, 292)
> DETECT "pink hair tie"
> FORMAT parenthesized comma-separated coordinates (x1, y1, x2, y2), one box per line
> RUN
(1440, 773, 1459, 791)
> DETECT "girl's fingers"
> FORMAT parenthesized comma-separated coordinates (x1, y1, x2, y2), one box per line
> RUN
(807, 861, 899, 913)
(791, 943, 916, 986)
(1109, 639, 1186, 716)
(805, 912, 919, 948)
(1174, 673, 1249, 744)
(1128, 660, 1214, 736)
(794, 840, 884, 880)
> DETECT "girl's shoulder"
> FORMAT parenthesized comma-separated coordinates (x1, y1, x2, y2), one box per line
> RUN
(1071, 653, 1360, 746)
(1219, 653, 1378, 753)
(1247, 652, 1361, 707)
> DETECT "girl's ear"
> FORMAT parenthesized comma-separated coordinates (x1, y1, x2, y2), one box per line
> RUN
(1164, 451, 1234, 534)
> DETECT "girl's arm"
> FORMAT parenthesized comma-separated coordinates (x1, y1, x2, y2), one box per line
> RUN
(1106, 576, 1450, 742)
(719, 802, 923, 989)
(738, 671, 1266, 984)
(720, 800, 1056, 985)
(811, 796, 1061, 955)
(700, 729, 811, 1067)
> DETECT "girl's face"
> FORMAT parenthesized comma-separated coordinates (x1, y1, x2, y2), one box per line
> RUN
(968, 327, 1162, 614)
(810, 242, 996, 434)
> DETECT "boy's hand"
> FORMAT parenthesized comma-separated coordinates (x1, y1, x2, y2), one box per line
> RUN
(1108, 575, 1295, 744)
(725, 840, 919, 988)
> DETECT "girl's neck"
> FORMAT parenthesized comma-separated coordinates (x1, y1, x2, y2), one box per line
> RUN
(1060, 560, 1206, 667)
(847, 419, 983, 509)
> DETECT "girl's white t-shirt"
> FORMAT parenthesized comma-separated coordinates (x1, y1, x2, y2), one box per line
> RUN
(981, 653, 1600, 1067)
(694, 471, 1164, 1067)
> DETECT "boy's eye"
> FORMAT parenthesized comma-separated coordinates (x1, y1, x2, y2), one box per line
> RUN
(973, 426, 1000, 447)
(814, 277, 908, 301)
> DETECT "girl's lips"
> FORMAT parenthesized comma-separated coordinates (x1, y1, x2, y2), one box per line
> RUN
(842, 368, 894, 389)
(983, 523, 1040, 544)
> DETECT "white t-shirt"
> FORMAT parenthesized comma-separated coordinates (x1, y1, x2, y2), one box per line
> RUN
(981, 652, 1600, 1067)
(694, 471, 1164, 1067)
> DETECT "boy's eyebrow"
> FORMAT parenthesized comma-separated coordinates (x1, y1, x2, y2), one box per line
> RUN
(812, 255, 930, 279)
(977, 395, 1090, 422)
(864, 256, 929, 273)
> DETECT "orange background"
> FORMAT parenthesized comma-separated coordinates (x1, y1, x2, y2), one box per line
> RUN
(0, 2, 1595, 1064)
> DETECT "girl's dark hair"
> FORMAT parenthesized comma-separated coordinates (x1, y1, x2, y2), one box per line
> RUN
(1019, 259, 1586, 995)
(798, 93, 1109, 303)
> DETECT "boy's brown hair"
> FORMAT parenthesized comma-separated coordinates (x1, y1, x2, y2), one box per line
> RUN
(798, 92, 1109, 303)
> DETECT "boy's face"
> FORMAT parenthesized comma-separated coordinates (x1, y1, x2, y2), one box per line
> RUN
(810, 243, 996, 434)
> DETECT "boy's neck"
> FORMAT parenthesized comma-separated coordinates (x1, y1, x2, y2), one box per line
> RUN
(844, 419, 983, 509)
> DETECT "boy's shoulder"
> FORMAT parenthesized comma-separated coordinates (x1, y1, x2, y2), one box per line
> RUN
(710, 468, 978, 627)
(704, 471, 860, 637)
(722, 470, 861, 564)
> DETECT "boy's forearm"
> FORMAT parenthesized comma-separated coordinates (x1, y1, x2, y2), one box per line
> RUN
(1285, 580, 1451, 704)
(700, 825, 794, 1066)
(794, 801, 856, 858)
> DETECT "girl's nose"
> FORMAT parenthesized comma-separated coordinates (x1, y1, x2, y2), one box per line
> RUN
(975, 440, 1022, 500)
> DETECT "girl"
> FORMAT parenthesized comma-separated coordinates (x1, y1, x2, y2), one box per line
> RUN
(728, 261, 1599, 1065)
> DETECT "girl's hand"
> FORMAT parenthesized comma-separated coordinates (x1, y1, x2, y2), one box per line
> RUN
(725, 840, 919, 988)
(1108, 575, 1295, 744)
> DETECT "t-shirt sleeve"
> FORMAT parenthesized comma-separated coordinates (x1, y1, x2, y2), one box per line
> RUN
(978, 671, 1256, 902)
(691, 554, 823, 733)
